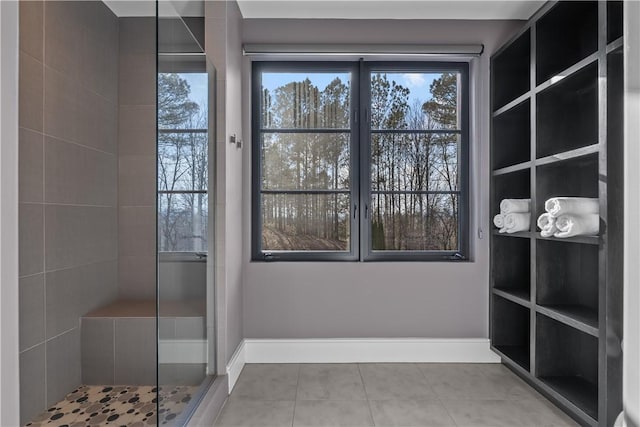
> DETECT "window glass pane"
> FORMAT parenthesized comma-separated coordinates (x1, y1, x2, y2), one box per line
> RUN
(261, 193, 350, 251)
(371, 133, 459, 192)
(370, 193, 459, 251)
(158, 132, 208, 192)
(261, 132, 350, 191)
(260, 72, 351, 129)
(158, 73, 208, 130)
(370, 72, 460, 130)
(158, 193, 208, 252)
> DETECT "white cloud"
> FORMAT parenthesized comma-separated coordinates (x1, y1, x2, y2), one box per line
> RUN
(403, 73, 426, 88)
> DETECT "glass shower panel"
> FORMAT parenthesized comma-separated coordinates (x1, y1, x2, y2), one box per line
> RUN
(156, 2, 215, 425)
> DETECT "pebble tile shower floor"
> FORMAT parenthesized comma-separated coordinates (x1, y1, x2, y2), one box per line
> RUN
(24, 385, 197, 427)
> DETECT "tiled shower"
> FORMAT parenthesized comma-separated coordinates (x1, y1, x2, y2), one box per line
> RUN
(18, 1, 213, 425)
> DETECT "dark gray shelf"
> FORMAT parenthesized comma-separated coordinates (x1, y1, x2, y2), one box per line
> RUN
(491, 2, 624, 425)
(492, 28, 530, 110)
(492, 99, 531, 170)
(494, 345, 530, 372)
(492, 230, 531, 239)
(537, 62, 598, 159)
(536, 1, 598, 85)
(535, 144, 599, 167)
(535, 232, 599, 246)
(493, 288, 530, 308)
(536, 304, 598, 337)
(539, 376, 598, 422)
(535, 154, 598, 220)
(607, 1, 623, 44)
(492, 295, 530, 371)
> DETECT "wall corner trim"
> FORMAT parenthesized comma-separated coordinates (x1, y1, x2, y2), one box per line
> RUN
(226, 338, 500, 391)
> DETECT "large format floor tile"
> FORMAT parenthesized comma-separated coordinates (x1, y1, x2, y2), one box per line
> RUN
(231, 364, 300, 401)
(215, 400, 295, 427)
(213, 363, 579, 427)
(297, 364, 367, 401)
(360, 364, 436, 400)
(293, 400, 374, 427)
(418, 363, 543, 401)
(442, 398, 578, 427)
(369, 400, 456, 427)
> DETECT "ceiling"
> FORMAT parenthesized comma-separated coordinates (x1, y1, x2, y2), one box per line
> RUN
(103, 0, 545, 20)
(237, 0, 545, 20)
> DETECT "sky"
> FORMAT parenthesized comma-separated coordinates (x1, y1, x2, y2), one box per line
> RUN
(261, 71, 443, 106)
(181, 72, 209, 113)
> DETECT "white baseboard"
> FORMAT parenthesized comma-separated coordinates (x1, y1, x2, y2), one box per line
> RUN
(226, 340, 246, 392)
(225, 338, 499, 391)
(158, 339, 207, 364)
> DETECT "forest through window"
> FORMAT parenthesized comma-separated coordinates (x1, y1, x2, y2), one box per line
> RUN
(253, 62, 468, 261)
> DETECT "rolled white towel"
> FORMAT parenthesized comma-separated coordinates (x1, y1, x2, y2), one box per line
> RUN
(545, 197, 599, 217)
(500, 198, 531, 214)
(503, 212, 531, 233)
(493, 214, 505, 229)
(553, 213, 600, 238)
(536, 213, 558, 238)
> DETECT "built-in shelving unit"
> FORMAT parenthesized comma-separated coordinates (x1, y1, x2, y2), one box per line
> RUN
(489, 2, 624, 426)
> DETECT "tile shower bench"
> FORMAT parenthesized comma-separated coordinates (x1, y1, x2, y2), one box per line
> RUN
(81, 299, 206, 386)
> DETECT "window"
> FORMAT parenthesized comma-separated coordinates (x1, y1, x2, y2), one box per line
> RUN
(252, 61, 469, 261)
(158, 71, 209, 252)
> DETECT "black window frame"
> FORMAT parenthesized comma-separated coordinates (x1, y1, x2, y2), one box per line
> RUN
(252, 60, 470, 262)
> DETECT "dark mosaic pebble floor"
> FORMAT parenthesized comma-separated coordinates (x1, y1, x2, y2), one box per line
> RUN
(24, 385, 196, 427)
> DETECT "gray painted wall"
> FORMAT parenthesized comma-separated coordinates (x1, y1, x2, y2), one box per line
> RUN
(205, 0, 245, 366)
(624, 2, 640, 425)
(18, 1, 119, 422)
(241, 19, 524, 339)
(118, 17, 157, 299)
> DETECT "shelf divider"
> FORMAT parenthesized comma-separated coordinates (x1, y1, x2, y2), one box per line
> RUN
(536, 304, 599, 337)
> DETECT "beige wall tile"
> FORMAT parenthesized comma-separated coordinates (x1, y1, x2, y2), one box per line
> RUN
(45, 205, 117, 271)
(19, 203, 44, 277)
(19, 53, 43, 132)
(44, 136, 117, 206)
(19, 1, 43, 61)
(19, 128, 44, 203)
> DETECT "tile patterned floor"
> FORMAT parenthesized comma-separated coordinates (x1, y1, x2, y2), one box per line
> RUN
(215, 363, 580, 427)
(24, 385, 197, 427)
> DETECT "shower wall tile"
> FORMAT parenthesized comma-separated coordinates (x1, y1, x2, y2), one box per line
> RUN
(44, 136, 117, 206)
(159, 363, 207, 386)
(44, 66, 79, 143)
(19, 1, 120, 422)
(44, 0, 82, 80)
(118, 255, 156, 299)
(80, 4, 119, 102)
(77, 89, 118, 154)
(118, 206, 156, 256)
(19, 0, 43, 61)
(19, 53, 43, 132)
(118, 53, 156, 106)
(19, 274, 45, 351)
(114, 318, 157, 385)
(118, 105, 156, 155)
(45, 267, 83, 339)
(46, 261, 118, 339)
(118, 155, 156, 206)
(20, 344, 46, 425)
(175, 317, 206, 339)
(19, 203, 44, 277)
(81, 318, 115, 385)
(119, 17, 156, 54)
(45, 205, 117, 271)
(46, 328, 82, 407)
(19, 128, 44, 203)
